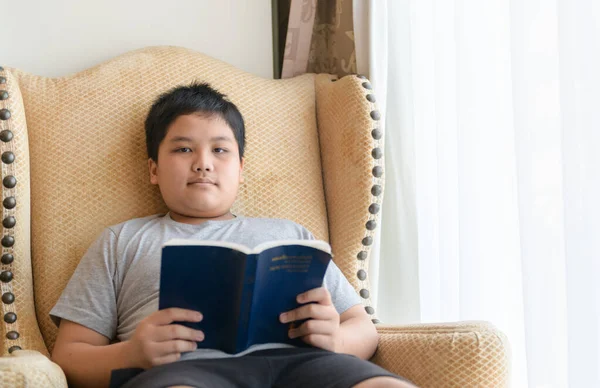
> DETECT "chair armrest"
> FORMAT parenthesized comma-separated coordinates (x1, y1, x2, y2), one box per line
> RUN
(371, 321, 510, 388)
(0, 350, 67, 387)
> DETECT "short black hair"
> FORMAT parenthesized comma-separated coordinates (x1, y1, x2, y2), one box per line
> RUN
(145, 82, 245, 162)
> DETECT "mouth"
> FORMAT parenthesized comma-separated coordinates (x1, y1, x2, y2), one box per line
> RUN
(188, 178, 216, 186)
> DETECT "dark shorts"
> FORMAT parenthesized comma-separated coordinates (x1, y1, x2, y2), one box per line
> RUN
(110, 347, 409, 388)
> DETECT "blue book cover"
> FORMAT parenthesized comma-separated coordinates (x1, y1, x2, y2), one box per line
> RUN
(158, 239, 332, 354)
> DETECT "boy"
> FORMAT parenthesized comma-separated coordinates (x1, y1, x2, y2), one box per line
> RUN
(50, 83, 414, 388)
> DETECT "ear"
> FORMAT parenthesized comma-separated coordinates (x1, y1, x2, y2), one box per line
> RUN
(148, 158, 159, 185)
(239, 157, 245, 184)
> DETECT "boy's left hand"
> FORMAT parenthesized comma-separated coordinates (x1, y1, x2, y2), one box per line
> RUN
(279, 287, 342, 352)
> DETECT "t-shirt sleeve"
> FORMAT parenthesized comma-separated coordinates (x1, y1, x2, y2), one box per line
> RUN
(49, 228, 118, 340)
(323, 262, 362, 314)
(298, 225, 362, 314)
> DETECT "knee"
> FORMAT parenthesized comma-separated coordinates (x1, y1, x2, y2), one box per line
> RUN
(353, 376, 418, 388)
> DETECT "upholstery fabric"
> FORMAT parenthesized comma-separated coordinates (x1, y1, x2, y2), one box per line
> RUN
(0, 350, 66, 387)
(372, 322, 510, 387)
(0, 70, 47, 356)
(315, 74, 382, 311)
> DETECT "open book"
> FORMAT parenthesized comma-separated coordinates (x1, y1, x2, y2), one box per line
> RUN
(158, 239, 332, 354)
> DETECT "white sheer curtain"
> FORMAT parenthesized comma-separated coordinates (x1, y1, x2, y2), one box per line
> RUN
(354, 0, 600, 387)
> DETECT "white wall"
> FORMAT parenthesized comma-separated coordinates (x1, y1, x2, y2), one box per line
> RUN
(2, 0, 273, 79)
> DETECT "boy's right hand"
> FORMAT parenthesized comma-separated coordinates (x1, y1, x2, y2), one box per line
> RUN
(126, 308, 204, 369)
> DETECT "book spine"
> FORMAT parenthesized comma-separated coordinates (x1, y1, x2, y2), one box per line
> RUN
(235, 253, 258, 353)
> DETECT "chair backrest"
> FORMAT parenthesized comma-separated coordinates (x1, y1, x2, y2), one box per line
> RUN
(0, 47, 383, 354)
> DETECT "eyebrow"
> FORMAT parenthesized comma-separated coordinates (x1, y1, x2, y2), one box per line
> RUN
(169, 136, 193, 143)
(168, 136, 233, 143)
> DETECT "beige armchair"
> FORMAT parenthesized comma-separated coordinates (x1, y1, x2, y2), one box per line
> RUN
(0, 47, 510, 387)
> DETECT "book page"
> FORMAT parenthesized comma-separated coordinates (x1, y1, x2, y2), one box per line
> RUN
(251, 239, 331, 255)
(163, 238, 331, 256)
(163, 238, 253, 255)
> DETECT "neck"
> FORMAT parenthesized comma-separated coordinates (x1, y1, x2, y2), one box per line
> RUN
(168, 210, 235, 225)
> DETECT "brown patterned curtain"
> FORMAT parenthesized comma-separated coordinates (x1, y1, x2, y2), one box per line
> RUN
(279, 0, 356, 79)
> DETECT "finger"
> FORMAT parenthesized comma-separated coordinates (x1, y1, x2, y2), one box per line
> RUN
(154, 339, 198, 356)
(289, 319, 334, 339)
(280, 303, 333, 323)
(153, 324, 204, 342)
(297, 287, 332, 305)
(151, 352, 182, 367)
(149, 308, 203, 326)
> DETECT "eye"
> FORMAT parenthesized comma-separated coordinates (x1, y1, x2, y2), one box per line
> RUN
(214, 147, 228, 153)
(175, 147, 192, 153)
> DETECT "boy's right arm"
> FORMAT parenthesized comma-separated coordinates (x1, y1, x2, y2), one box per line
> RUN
(51, 308, 204, 388)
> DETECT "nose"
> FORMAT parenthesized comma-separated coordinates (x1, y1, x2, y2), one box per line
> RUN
(192, 151, 213, 172)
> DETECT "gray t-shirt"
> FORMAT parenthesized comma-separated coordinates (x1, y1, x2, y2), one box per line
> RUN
(50, 213, 361, 359)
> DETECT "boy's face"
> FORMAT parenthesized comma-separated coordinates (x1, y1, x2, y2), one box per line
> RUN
(148, 114, 244, 223)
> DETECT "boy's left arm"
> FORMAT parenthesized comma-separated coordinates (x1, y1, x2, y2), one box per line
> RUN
(279, 287, 379, 360)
